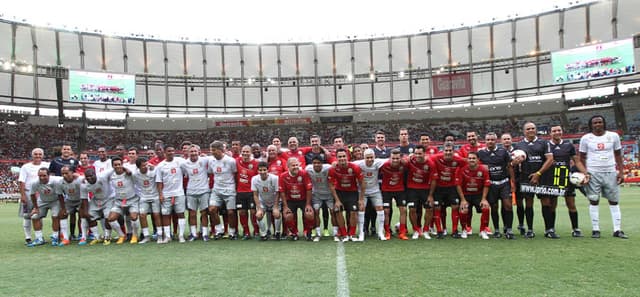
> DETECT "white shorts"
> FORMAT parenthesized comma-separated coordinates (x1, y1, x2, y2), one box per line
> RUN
(111, 196, 140, 215)
(585, 171, 620, 203)
(161, 195, 186, 216)
(312, 193, 334, 210)
(36, 200, 61, 219)
(364, 192, 383, 208)
(187, 192, 210, 211)
(139, 197, 161, 214)
(210, 191, 236, 210)
(89, 199, 114, 221)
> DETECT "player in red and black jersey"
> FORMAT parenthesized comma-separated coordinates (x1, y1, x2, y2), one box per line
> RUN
(279, 157, 314, 241)
(455, 152, 492, 239)
(403, 145, 434, 240)
(458, 131, 486, 159)
(236, 145, 259, 239)
(328, 149, 365, 242)
(379, 149, 407, 240)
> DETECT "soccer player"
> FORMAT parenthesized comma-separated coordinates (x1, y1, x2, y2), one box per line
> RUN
(458, 131, 485, 159)
(579, 115, 627, 239)
(328, 136, 350, 163)
(123, 147, 139, 172)
(477, 132, 517, 239)
(58, 166, 84, 245)
(75, 152, 94, 176)
(266, 145, 286, 176)
(81, 168, 114, 245)
(328, 149, 365, 242)
(236, 145, 259, 239)
(512, 122, 554, 238)
(279, 157, 314, 241)
(419, 133, 440, 156)
(148, 143, 166, 166)
(379, 149, 408, 240)
(371, 131, 391, 237)
(155, 147, 187, 243)
(304, 134, 330, 165)
(252, 162, 281, 240)
(19, 148, 50, 245)
(306, 156, 336, 241)
(402, 145, 433, 240)
(93, 147, 112, 175)
(27, 168, 64, 247)
(180, 144, 211, 241)
(208, 141, 238, 240)
(49, 143, 78, 176)
(280, 137, 310, 167)
(352, 149, 386, 241)
(397, 128, 416, 154)
(373, 130, 392, 159)
(545, 125, 589, 238)
(455, 152, 491, 239)
(104, 157, 140, 244)
(132, 157, 161, 244)
(251, 143, 265, 160)
(428, 143, 467, 239)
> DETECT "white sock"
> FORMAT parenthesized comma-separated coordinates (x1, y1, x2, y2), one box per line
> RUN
(610, 205, 622, 232)
(142, 227, 150, 237)
(35, 230, 43, 240)
(23, 219, 32, 240)
(90, 226, 99, 239)
(178, 218, 186, 238)
(60, 219, 69, 240)
(52, 232, 59, 239)
(81, 219, 89, 240)
(103, 227, 111, 239)
(109, 221, 125, 237)
(333, 226, 339, 236)
(131, 219, 140, 236)
(215, 224, 224, 234)
(258, 218, 267, 236)
(157, 227, 164, 238)
(274, 219, 282, 233)
(376, 210, 385, 235)
(316, 227, 322, 236)
(190, 225, 197, 236)
(229, 227, 236, 236)
(358, 211, 365, 234)
(201, 226, 208, 237)
(589, 205, 600, 231)
(163, 226, 171, 238)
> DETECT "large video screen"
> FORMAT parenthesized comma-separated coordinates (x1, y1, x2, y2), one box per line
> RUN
(552, 38, 636, 84)
(69, 70, 136, 105)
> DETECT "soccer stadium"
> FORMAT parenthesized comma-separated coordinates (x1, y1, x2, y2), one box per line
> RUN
(1, 0, 639, 296)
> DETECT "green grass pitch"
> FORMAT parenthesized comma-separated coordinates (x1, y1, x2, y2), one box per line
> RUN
(1, 187, 639, 297)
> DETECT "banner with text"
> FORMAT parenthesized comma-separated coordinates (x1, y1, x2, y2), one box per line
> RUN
(432, 72, 472, 97)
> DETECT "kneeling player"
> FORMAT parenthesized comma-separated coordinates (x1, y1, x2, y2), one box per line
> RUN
(105, 157, 140, 244)
(252, 162, 282, 240)
(27, 168, 64, 247)
(456, 152, 492, 239)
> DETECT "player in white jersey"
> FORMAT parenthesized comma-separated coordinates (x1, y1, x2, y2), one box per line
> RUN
(180, 144, 211, 242)
(133, 157, 161, 244)
(92, 147, 113, 175)
(81, 168, 115, 245)
(352, 149, 386, 241)
(305, 156, 335, 241)
(18, 148, 50, 245)
(57, 166, 84, 245)
(155, 146, 187, 243)
(252, 162, 281, 240)
(27, 168, 64, 247)
(103, 157, 140, 244)
(208, 141, 238, 239)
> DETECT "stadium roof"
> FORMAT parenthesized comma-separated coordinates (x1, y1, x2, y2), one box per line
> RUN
(2, 0, 593, 43)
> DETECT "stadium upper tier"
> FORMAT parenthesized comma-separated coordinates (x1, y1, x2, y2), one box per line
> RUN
(0, 0, 639, 117)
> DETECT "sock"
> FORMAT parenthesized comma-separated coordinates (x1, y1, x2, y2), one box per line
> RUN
(177, 218, 186, 238)
(541, 205, 551, 230)
(451, 209, 459, 233)
(322, 207, 330, 229)
(52, 232, 59, 240)
(35, 230, 43, 240)
(413, 225, 421, 233)
(589, 205, 600, 231)
(459, 212, 468, 230)
(239, 213, 250, 235)
(303, 217, 315, 234)
(610, 205, 621, 232)
(201, 226, 208, 237)
(399, 223, 407, 234)
(23, 219, 32, 240)
(215, 223, 224, 234)
(81, 219, 89, 240)
(274, 219, 282, 233)
(60, 219, 69, 240)
(333, 226, 339, 236)
(163, 226, 171, 239)
(491, 208, 500, 230)
(516, 205, 524, 226)
(286, 219, 298, 234)
(316, 227, 322, 236)
(251, 213, 259, 235)
(480, 208, 490, 230)
(125, 217, 132, 235)
(229, 227, 237, 236)
(258, 218, 267, 236)
(550, 209, 556, 230)
(569, 211, 579, 230)
(90, 226, 99, 239)
(433, 208, 443, 233)
(348, 226, 356, 236)
(157, 227, 164, 238)
(131, 219, 140, 236)
(339, 226, 347, 237)
(109, 221, 125, 237)
(525, 206, 534, 230)
(467, 211, 473, 229)
(190, 225, 198, 237)
(357, 211, 365, 235)
(142, 227, 150, 237)
(376, 210, 385, 236)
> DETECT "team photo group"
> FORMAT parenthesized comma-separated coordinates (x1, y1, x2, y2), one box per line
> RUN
(18, 114, 628, 248)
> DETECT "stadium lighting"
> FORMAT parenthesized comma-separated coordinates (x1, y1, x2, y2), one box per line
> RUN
(346, 73, 353, 81)
(398, 71, 405, 78)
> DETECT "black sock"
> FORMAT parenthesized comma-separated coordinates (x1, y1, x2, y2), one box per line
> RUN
(503, 209, 514, 230)
(492, 208, 500, 230)
(322, 206, 329, 229)
(517, 206, 525, 226)
(541, 205, 551, 231)
(550, 209, 556, 230)
(569, 211, 578, 230)
(525, 206, 534, 230)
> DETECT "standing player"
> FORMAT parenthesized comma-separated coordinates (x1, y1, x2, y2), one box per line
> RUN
(18, 148, 50, 245)
(419, 133, 440, 156)
(236, 145, 259, 239)
(93, 147, 112, 175)
(252, 162, 282, 240)
(545, 125, 589, 238)
(208, 141, 238, 240)
(155, 147, 187, 243)
(373, 130, 392, 159)
(49, 143, 78, 176)
(428, 143, 467, 239)
(477, 132, 517, 239)
(306, 156, 336, 241)
(133, 157, 161, 244)
(370, 131, 391, 237)
(397, 128, 416, 155)
(458, 131, 486, 158)
(230, 140, 242, 159)
(402, 146, 433, 240)
(280, 137, 310, 167)
(512, 122, 555, 238)
(266, 145, 286, 176)
(579, 116, 627, 239)
(180, 144, 211, 241)
(279, 157, 314, 241)
(328, 149, 365, 242)
(27, 168, 64, 247)
(455, 152, 492, 239)
(352, 149, 386, 241)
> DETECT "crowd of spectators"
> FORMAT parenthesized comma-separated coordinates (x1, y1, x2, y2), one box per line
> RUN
(0, 164, 20, 194)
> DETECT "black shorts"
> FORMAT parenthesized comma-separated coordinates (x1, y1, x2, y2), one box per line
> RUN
(287, 200, 307, 214)
(463, 194, 483, 213)
(382, 191, 407, 208)
(406, 189, 428, 209)
(337, 190, 359, 212)
(488, 183, 511, 205)
(236, 192, 255, 210)
(433, 186, 459, 207)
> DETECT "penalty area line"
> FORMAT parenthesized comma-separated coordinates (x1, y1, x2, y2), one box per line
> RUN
(336, 242, 350, 297)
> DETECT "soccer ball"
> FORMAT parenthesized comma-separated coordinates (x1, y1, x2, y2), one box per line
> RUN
(511, 149, 527, 160)
(569, 172, 586, 186)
